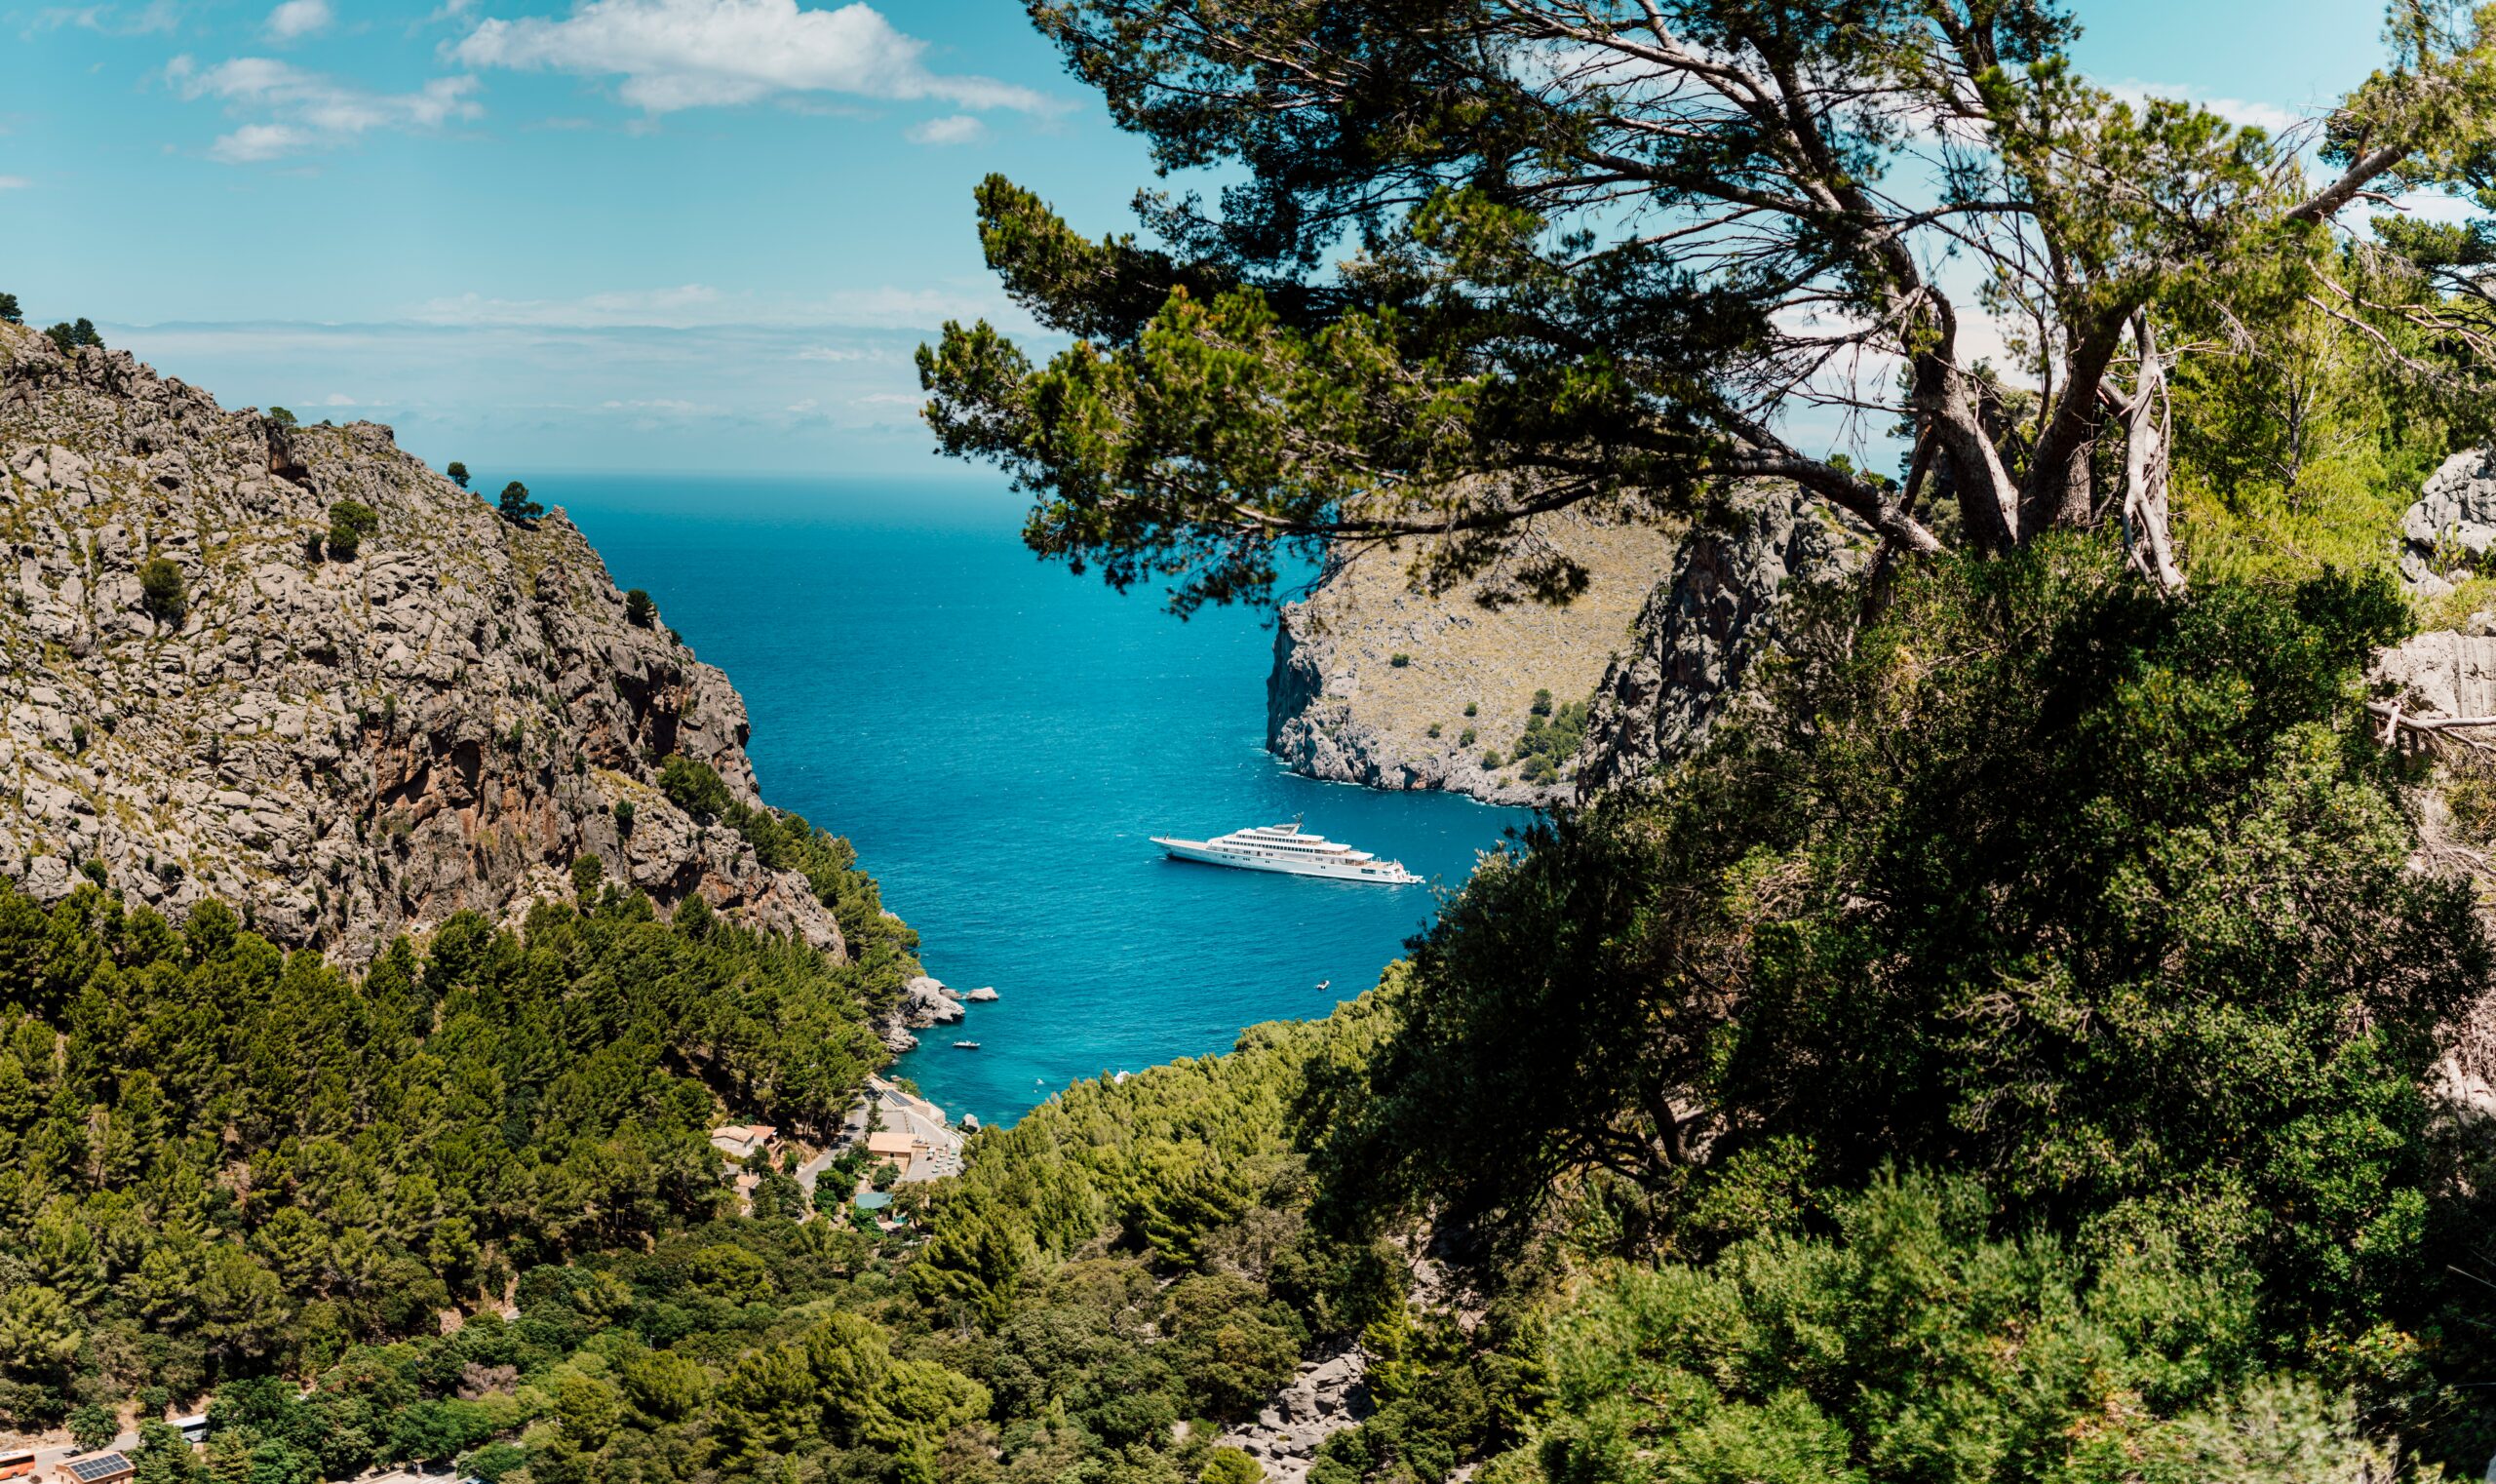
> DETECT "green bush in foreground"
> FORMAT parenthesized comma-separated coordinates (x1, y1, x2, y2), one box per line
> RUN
(1307, 536, 2494, 1465)
(1497, 1172, 2391, 1484)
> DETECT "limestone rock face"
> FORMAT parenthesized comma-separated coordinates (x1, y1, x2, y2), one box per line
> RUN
(0, 324, 846, 960)
(2374, 628, 2496, 720)
(1213, 1344, 1369, 1484)
(1574, 484, 1867, 795)
(1265, 514, 1679, 808)
(2400, 449, 2496, 594)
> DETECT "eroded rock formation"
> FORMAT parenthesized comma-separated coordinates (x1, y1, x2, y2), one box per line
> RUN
(1574, 483, 1868, 795)
(2401, 448, 2496, 594)
(0, 324, 846, 959)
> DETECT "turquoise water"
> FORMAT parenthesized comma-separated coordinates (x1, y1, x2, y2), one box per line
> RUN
(543, 474, 1536, 1127)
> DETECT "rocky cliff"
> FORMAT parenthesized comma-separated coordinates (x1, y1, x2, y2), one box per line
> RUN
(0, 323, 848, 960)
(1575, 483, 1869, 794)
(1266, 514, 1680, 807)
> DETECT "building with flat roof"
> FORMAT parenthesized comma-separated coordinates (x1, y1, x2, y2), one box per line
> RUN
(708, 1123, 776, 1161)
(57, 1454, 135, 1484)
(840, 1076, 965, 1184)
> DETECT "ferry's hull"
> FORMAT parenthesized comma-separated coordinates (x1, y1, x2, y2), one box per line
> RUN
(1151, 838, 1420, 884)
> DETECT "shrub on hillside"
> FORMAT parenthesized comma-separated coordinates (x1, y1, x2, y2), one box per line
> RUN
(498, 481, 544, 524)
(137, 557, 185, 624)
(42, 318, 101, 355)
(327, 499, 379, 561)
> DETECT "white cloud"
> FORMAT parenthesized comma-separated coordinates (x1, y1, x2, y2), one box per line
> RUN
(2106, 80, 2303, 137)
(322, 391, 358, 405)
(451, 0, 1053, 115)
(0, 176, 28, 189)
(168, 55, 484, 161)
(905, 113, 982, 146)
(263, 0, 330, 39)
(30, 0, 177, 35)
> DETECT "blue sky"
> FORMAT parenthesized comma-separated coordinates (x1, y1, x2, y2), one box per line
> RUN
(0, 0, 2412, 474)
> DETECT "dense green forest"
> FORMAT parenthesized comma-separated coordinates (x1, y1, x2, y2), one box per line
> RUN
(0, 857, 1446, 1483)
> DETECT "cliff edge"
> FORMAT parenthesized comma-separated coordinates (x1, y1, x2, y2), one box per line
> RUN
(0, 323, 848, 960)
(1266, 514, 1679, 808)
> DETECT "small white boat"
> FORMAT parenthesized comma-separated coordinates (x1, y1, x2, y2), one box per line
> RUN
(1150, 822, 1420, 883)
(953, 1039, 980, 1050)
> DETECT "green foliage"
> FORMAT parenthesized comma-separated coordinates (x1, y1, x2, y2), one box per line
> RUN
(0, 872, 890, 1429)
(922, 6, 2496, 605)
(1309, 538, 2483, 1358)
(325, 500, 378, 562)
(1389, 652, 1411, 668)
(138, 557, 187, 625)
(0, 293, 20, 326)
(44, 318, 102, 355)
(1501, 1172, 2390, 1484)
(657, 754, 735, 822)
(497, 482, 544, 525)
(625, 588, 657, 627)
(658, 755, 919, 1011)
(2169, 252, 2462, 582)
(1511, 697, 1587, 786)
(267, 408, 298, 429)
(445, 460, 470, 489)
(69, 1400, 118, 1451)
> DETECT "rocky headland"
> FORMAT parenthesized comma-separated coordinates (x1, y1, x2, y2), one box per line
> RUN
(1267, 487, 1869, 806)
(0, 321, 852, 960)
(1267, 514, 1679, 807)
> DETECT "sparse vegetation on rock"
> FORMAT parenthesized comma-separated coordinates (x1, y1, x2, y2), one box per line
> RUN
(326, 497, 379, 560)
(498, 479, 544, 524)
(136, 556, 185, 625)
(41, 317, 100, 355)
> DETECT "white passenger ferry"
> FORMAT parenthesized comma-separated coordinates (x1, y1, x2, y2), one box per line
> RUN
(1150, 822, 1421, 883)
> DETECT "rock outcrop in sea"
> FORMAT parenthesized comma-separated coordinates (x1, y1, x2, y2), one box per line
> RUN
(1575, 483, 1868, 793)
(0, 323, 848, 959)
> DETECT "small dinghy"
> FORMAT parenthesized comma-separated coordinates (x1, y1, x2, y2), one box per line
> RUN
(953, 1039, 981, 1049)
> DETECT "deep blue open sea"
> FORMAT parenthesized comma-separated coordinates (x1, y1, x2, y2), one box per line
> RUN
(544, 474, 1537, 1127)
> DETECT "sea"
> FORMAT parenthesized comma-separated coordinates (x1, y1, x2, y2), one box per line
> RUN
(545, 473, 1539, 1128)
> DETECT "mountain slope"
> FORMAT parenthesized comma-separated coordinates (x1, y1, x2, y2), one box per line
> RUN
(0, 323, 845, 960)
